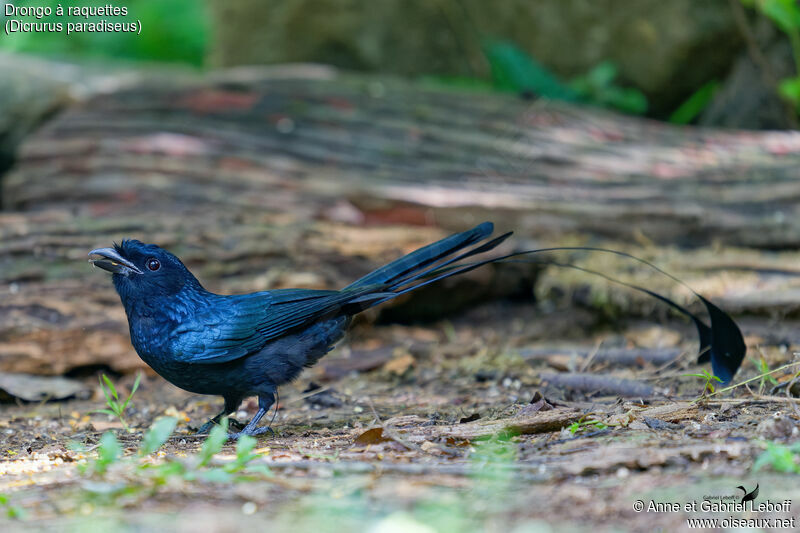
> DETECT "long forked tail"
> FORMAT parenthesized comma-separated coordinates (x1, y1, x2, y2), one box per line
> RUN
(342, 221, 512, 314)
(344, 222, 502, 290)
(345, 221, 745, 384)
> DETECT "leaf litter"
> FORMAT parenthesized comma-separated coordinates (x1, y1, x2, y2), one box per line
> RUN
(0, 276, 797, 532)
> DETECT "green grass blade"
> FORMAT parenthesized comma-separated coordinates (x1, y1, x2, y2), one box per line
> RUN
(198, 418, 228, 467)
(139, 417, 178, 456)
(101, 374, 119, 401)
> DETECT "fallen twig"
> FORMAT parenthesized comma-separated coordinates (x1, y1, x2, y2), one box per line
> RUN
(522, 347, 681, 368)
(420, 408, 582, 441)
(540, 372, 658, 398)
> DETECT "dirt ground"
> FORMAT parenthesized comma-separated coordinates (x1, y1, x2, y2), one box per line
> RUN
(4, 58, 800, 533)
(1, 298, 799, 532)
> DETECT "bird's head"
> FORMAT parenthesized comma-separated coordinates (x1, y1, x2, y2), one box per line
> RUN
(88, 240, 202, 303)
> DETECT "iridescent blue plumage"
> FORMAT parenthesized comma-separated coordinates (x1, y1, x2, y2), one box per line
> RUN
(90, 223, 509, 437)
(89, 222, 747, 437)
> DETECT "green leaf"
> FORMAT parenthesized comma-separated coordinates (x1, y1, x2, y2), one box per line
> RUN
(245, 464, 274, 477)
(224, 435, 261, 472)
(148, 461, 186, 483)
(235, 435, 257, 457)
(198, 418, 228, 466)
(595, 86, 649, 114)
(6, 505, 26, 520)
(760, 0, 800, 33)
(199, 468, 233, 483)
(586, 61, 618, 87)
(779, 76, 800, 104)
(754, 442, 799, 473)
(95, 431, 122, 472)
(569, 61, 648, 114)
(101, 374, 119, 402)
(669, 81, 720, 124)
(67, 440, 87, 453)
(139, 417, 178, 456)
(483, 40, 580, 100)
(120, 373, 142, 411)
(99, 382, 116, 411)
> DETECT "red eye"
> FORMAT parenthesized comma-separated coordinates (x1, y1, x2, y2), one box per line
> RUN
(146, 258, 161, 271)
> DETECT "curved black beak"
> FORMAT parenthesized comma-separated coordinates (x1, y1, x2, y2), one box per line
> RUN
(88, 247, 143, 275)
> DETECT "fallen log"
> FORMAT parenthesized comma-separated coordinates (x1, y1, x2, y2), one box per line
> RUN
(3, 63, 800, 375)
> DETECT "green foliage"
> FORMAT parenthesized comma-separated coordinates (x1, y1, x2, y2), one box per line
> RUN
(484, 40, 580, 101)
(97, 431, 122, 465)
(749, 355, 779, 393)
(0, 493, 27, 520)
(73, 418, 532, 531)
(743, 0, 800, 33)
(0, 0, 208, 65)
(197, 417, 229, 467)
(684, 369, 723, 395)
(93, 373, 140, 432)
(570, 61, 648, 114)
(779, 76, 800, 107)
(742, 0, 800, 111)
(80, 415, 271, 498)
(80, 431, 122, 475)
(228, 435, 265, 474)
(669, 81, 720, 124)
(567, 416, 608, 435)
(753, 440, 800, 473)
(138, 416, 178, 456)
(482, 41, 648, 115)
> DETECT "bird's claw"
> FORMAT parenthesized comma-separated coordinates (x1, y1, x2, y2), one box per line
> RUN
(195, 421, 215, 435)
(196, 418, 245, 435)
(227, 426, 275, 440)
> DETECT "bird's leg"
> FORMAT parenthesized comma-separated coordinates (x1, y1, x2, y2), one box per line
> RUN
(228, 393, 276, 439)
(196, 395, 242, 434)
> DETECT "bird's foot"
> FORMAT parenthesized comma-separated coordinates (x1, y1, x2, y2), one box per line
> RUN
(227, 426, 275, 440)
(195, 421, 215, 435)
(195, 418, 245, 435)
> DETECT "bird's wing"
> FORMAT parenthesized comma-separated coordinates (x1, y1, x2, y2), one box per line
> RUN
(168, 287, 382, 364)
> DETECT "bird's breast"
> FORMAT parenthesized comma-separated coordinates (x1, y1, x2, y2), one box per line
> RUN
(128, 315, 178, 364)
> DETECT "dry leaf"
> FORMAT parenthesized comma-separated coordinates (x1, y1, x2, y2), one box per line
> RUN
(354, 427, 394, 446)
(420, 441, 440, 454)
(383, 353, 415, 375)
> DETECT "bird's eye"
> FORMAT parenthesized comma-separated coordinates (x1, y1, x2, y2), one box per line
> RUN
(146, 258, 161, 271)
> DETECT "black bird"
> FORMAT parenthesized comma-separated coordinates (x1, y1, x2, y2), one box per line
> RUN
(89, 222, 746, 438)
(89, 222, 511, 437)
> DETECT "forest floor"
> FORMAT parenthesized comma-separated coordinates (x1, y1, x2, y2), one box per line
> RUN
(1, 300, 798, 532)
(3, 60, 800, 532)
